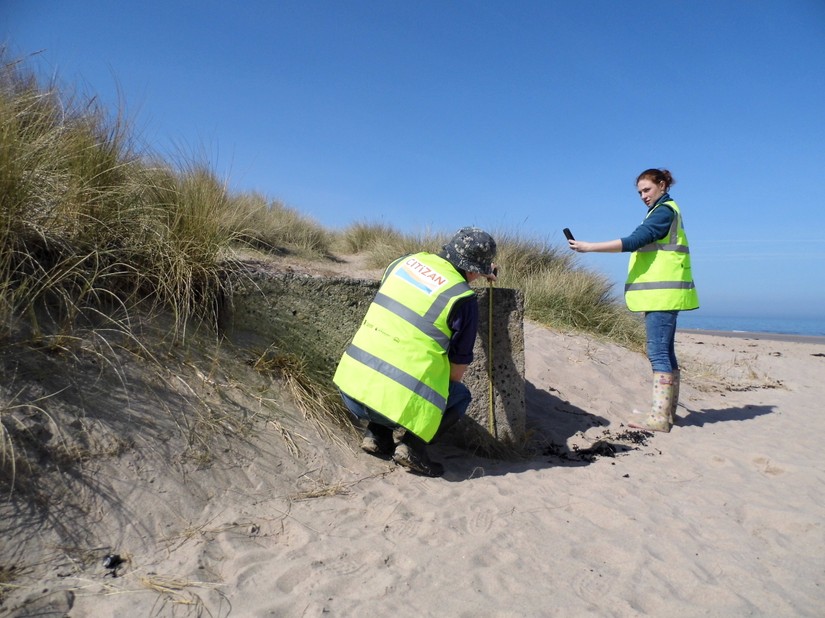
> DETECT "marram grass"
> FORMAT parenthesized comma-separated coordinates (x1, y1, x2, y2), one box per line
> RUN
(1, 50, 643, 496)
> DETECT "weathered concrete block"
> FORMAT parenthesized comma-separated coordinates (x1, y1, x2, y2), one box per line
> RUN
(460, 286, 526, 446)
(225, 265, 526, 447)
(226, 267, 377, 379)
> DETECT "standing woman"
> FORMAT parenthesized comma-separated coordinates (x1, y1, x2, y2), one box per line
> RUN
(568, 168, 699, 432)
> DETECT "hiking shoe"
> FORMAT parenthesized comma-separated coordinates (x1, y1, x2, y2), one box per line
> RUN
(361, 434, 393, 456)
(392, 443, 444, 477)
(360, 423, 395, 457)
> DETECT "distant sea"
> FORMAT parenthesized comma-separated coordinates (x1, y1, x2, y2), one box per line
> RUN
(677, 313, 825, 338)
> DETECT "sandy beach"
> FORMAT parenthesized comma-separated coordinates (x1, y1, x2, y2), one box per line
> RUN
(680, 328, 825, 345)
(2, 319, 824, 617)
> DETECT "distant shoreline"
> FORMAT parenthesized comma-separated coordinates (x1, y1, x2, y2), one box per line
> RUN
(679, 328, 825, 345)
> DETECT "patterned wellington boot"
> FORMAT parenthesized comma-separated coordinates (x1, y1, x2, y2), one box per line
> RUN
(629, 372, 674, 433)
(670, 368, 681, 424)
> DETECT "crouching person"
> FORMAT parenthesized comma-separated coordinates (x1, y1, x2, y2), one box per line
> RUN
(333, 227, 498, 477)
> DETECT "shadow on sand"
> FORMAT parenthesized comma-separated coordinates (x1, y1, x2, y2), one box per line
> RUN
(431, 380, 651, 481)
(679, 404, 776, 427)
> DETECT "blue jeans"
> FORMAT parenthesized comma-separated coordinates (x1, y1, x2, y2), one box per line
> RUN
(645, 310, 679, 373)
(340, 381, 472, 435)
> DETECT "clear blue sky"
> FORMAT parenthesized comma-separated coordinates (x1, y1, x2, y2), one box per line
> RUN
(4, 1, 825, 319)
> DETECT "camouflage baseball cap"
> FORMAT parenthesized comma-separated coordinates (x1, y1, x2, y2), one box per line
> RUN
(439, 227, 497, 275)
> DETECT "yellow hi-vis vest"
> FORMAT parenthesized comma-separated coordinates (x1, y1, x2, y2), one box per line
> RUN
(625, 200, 699, 312)
(333, 252, 475, 442)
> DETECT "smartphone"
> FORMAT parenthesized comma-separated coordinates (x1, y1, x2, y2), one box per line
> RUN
(563, 228, 575, 241)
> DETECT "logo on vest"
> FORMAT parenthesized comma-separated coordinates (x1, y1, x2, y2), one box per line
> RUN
(396, 257, 448, 294)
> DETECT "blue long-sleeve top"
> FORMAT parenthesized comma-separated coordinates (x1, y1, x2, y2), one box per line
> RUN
(446, 296, 478, 365)
(620, 193, 676, 252)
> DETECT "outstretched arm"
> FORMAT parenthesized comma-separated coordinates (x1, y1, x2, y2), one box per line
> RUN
(568, 239, 623, 253)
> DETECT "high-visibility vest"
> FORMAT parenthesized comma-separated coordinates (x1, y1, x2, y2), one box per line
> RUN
(624, 200, 699, 312)
(333, 252, 475, 442)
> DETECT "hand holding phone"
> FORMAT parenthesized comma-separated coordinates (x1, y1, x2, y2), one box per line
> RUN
(563, 228, 575, 241)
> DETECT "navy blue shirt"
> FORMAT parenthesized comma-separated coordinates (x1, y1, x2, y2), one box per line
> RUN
(447, 296, 478, 365)
(620, 193, 676, 252)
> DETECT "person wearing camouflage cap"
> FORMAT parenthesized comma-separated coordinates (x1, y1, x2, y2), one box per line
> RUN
(438, 226, 497, 276)
(334, 227, 497, 477)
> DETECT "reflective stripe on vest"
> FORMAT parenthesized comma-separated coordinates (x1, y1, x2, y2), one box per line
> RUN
(333, 252, 474, 441)
(624, 200, 699, 312)
(344, 344, 447, 411)
(372, 289, 455, 351)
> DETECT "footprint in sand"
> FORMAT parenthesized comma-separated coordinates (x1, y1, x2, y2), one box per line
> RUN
(467, 510, 495, 536)
(274, 564, 314, 594)
(324, 552, 369, 577)
(753, 456, 784, 476)
(382, 515, 421, 541)
(571, 565, 618, 603)
(363, 495, 403, 525)
(229, 547, 281, 590)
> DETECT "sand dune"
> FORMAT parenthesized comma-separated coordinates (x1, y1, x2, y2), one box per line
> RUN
(2, 320, 824, 617)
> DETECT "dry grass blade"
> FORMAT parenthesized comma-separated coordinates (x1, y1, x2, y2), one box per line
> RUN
(682, 355, 784, 393)
(291, 480, 350, 501)
(141, 574, 226, 614)
(252, 347, 356, 448)
(268, 416, 301, 457)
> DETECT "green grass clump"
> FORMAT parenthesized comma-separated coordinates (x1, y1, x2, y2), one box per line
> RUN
(223, 192, 332, 258)
(2, 49, 641, 351)
(336, 221, 445, 268)
(0, 54, 233, 340)
(337, 221, 406, 254)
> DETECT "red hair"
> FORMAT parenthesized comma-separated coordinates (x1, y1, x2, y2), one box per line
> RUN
(636, 168, 675, 190)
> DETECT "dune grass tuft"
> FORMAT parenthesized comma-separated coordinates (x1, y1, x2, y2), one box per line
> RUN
(0, 53, 235, 343)
(252, 347, 357, 448)
(222, 192, 333, 258)
(336, 222, 445, 269)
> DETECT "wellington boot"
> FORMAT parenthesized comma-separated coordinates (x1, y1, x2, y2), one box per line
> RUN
(629, 372, 674, 433)
(670, 368, 681, 424)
